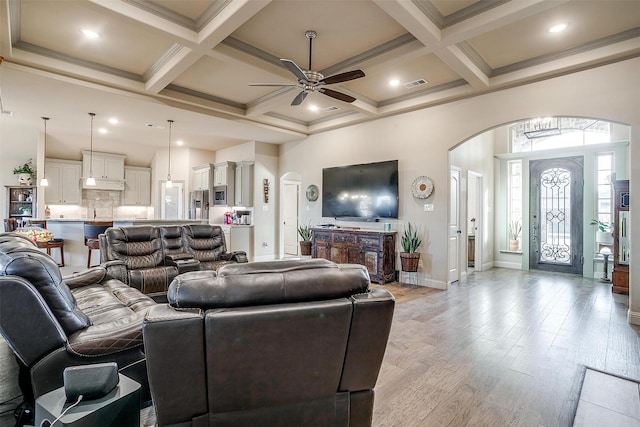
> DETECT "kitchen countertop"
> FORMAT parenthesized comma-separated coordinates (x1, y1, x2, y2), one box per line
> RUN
(39, 218, 208, 224)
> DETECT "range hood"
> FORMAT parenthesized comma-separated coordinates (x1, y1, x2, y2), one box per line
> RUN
(81, 177, 125, 191)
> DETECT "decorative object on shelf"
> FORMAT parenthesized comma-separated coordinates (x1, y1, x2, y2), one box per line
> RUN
(263, 179, 270, 203)
(298, 222, 313, 256)
(13, 159, 35, 185)
(411, 176, 433, 199)
(509, 219, 522, 251)
(400, 222, 422, 272)
(166, 119, 174, 188)
(40, 116, 50, 186)
(306, 184, 319, 202)
(591, 218, 614, 245)
(44, 205, 51, 218)
(85, 113, 96, 186)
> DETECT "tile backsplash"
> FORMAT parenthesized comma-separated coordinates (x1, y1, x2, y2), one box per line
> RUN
(45, 189, 151, 219)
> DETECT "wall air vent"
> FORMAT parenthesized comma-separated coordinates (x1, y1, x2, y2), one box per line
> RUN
(324, 106, 340, 112)
(404, 79, 428, 89)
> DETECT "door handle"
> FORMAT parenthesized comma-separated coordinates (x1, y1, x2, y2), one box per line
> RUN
(457, 230, 462, 234)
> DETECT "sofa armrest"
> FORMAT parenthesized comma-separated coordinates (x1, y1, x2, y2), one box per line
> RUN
(166, 253, 194, 262)
(221, 251, 248, 263)
(102, 260, 128, 284)
(62, 266, 107, 289)
(165, 254, 201, 274)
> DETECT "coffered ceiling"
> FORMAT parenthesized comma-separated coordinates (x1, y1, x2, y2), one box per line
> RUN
(1, 0, 639, 155)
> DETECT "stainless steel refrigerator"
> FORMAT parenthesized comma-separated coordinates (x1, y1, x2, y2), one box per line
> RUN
(189, 190, 209, 220)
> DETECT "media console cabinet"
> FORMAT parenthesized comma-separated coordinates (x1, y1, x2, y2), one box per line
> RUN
(311, 227, 396, 284)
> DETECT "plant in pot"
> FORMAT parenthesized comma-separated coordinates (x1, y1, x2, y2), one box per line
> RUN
(298, 223, 313, 256)
(400, 222, 422, 272)
(591, 219, 614, 245)
(508, 220, 522, 251)
(13, 159, 36, 185)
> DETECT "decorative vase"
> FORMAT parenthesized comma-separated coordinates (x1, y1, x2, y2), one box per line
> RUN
(400, 252, 420, 272)
(17, 174, 32, 185)
(509, 239, 520, 251)
(300, 241, 312, 256)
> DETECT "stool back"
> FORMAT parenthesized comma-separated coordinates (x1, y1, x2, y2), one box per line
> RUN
(4, 218, 18, 232)
(84, 221, 113, 245)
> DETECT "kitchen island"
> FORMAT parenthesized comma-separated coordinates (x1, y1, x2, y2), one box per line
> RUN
(40, 218, 207, 268)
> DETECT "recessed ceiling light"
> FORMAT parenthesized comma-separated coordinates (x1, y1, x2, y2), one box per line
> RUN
(548, 23, 567, 33)
(98, 128, 108, 134)
(176, 140, 184, 146)
(389, 79, 400, 87)
(309, 105, 319, 112)
(108, 117, 118, 125)
(80, 29, 100, 39)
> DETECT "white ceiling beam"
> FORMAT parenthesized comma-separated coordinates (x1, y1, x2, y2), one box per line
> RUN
(246, 88, 297, 118)
(145, 0, 271, 94)
(435, 45, 489, 89)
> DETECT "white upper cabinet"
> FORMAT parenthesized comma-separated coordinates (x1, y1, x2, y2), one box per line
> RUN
(44, 159, 82, 205)
(192, 164, 213, 191)
(213, 162, 235, 187)
(123, 167, 151, 206)
(82, 151, 125, 190)
(234, 161, 254, 207)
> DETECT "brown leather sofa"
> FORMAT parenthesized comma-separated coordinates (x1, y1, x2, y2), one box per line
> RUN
(100, 224, 247, 297)
(0, 232, 156, 421)
(143, 258, 395, 426)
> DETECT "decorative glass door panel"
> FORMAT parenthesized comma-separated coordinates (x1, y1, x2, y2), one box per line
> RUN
(530, 157, 583, 274)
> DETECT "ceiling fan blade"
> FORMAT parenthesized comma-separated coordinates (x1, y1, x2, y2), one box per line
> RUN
(319, 88, 356, 103)
(320, 70, 365, 85)
(281, 59, 308, 82)
(291, 91, 308, 106)
(249, 83, 298, 87)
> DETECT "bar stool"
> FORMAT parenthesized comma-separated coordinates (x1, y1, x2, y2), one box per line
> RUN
(27, 220, 66, 267)
(4, 218, 18, 231)
(84, 221, 113, 268)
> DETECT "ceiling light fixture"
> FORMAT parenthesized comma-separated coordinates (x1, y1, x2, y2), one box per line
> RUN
(548, 23, 567, 33)
(389, 79, 400, 87)
(166, 119, 174, 188)
(176, 140, 184, 146)
(108, 117, 118, 125)
(40, 116, 49, 187)
(80, 29, 100, 39)
(98, 128, 107, 134)
(309, 105, 319, 112)
(86, 113, 96, 186)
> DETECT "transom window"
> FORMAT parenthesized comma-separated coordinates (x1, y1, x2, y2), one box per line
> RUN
(511, 117, 612, 153)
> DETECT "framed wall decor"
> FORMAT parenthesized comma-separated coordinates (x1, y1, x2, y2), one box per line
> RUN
(306, 184, 319, 201)
(411, 176, 434, 199)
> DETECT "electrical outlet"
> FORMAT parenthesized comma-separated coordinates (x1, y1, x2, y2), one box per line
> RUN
(424, 204, 434, 212)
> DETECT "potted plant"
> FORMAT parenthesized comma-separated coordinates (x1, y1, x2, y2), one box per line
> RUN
(298, 223, 313, 256)
(13, 159, 36, 185)
(400, 222, 422, 272)
(591, 219, 614, 245)
(509, 219, 522, 251)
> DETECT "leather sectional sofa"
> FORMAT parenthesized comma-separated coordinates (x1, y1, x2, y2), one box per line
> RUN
(100, 224, 247, 298)
(0, 232, 156, 420)
(143, 258, 395, 426)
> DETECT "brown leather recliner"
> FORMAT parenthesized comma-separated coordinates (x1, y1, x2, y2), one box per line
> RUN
(143, 258, 395, 426)
(0, 232, 156, 412)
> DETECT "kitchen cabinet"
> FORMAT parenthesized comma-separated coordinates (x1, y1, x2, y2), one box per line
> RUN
(123, 166, 151, 206)
(230, 226, 253, 262)
(612, 178, 629, 294)
(213, 162, 235, 187)
(82, 151, 125, 180)
(193, 164, 213, 191)
(44, 159, 82, 205)
(234, 161, 254, 207)
(311, 228, 396, 284)
(5, 185, 37, 226)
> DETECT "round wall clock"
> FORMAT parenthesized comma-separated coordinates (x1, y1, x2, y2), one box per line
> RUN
(306, 184, 319, 201)
(411, 176, 434, 199)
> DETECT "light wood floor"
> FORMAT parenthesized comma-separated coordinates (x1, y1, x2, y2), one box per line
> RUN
(1, 268, 639, 426)
(372, 268, 640, 426)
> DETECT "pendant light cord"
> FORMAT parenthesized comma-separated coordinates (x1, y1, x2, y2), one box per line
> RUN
(41, 116, 49, 176)
(89, 113, 95, 177)
(167, 120, 173, 182)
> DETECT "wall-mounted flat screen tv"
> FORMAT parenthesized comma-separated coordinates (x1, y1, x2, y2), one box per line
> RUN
(322, 160, 399, 220)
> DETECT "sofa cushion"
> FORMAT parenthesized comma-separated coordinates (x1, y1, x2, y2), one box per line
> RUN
(105, 226, 164, 269)
(0, 233, 91, 335)
(168, 259, 370, 309)
(183, 224, 226, 262)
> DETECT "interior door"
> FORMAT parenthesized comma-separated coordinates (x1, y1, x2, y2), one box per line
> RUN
(160, 181, 184, 219)
(283, 182, 300, 256)
(448, 167, 461, 283)
(529, 156, 584, 274)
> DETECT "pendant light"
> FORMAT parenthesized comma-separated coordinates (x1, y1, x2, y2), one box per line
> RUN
(166, 119, 174, 188)
(39, 116, 50, 186)
(85, 112, 96, 186)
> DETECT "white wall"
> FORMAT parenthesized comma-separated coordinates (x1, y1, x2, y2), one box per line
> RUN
(279, 58, 640, 294)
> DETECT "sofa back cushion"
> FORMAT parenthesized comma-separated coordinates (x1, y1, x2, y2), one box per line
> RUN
(104, 226, 164, 269)
(159, 226, 184, 257)
(182, 224, 226, 262)
(0, 233, 91, 335)
(168, 259, 370, 309)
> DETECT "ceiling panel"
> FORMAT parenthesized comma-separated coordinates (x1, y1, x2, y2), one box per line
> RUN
(466, 1, 640, 69)
(430, 0, 481, 18)
(268, 91, 355, 123)
(20, 0, 177, 75)
(148, 0, 215, 21)
(344, 53, 461, 103)
(230, 0, 408, 71)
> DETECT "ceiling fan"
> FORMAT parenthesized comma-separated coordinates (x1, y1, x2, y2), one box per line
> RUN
(250, 30, 365, 106)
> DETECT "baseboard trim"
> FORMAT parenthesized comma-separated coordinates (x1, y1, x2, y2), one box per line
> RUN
(628, 310, 640, 326)
(398, 271, 448, 290)
(494, 261, 523, 269)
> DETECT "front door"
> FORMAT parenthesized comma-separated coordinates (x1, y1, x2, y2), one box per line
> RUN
(529, 156, 583, 274)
